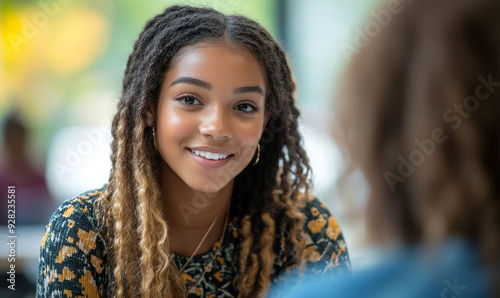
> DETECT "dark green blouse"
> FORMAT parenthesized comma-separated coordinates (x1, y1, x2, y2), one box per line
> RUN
(36, 188, 351, 297)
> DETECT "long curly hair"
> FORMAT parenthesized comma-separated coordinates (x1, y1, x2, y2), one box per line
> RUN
(337, 0, 499, 274)
(95, 5, 311, 297)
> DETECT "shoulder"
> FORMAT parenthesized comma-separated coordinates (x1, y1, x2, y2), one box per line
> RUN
(38, 188, 108, 296)
(298, 196, 337, 230)
(40, 187, 106, 254)
(297, 195, 351, 274)
(297, 195, 343, 244)
(47, 188, 104, 231)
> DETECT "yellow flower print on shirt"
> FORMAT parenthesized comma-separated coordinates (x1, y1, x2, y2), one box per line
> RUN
(58, 267, 76, 282)
(63, 205, 75, 218)
(326, 216, 342, 240)
(55, 246, 77, 263)
(304, 246, 321, 262)
(76, 228, 97, 253)
(308, 215, 326, 234)
(311, 207, 320, 217)
(79, 270, 99, 297)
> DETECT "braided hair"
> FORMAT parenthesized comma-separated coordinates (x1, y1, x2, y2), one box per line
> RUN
(96, 5, 312, 297)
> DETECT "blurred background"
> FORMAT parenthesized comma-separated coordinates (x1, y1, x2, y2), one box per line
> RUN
(1, 0, 383, 296)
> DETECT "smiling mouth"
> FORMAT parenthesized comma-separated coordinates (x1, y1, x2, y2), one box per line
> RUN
(189, 149, 232, 160)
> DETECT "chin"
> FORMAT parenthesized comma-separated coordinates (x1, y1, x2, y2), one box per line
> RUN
(189, 180, 228, 195)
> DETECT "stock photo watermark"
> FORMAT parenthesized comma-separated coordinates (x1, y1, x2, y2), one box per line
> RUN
(8, 0, 71, 53)
(340, 0, 413, 63)
(384, 74, 500, 192)
(441, 277, 467, 298)
(5, 186, 17, 291)
(52, 119, 111, 181)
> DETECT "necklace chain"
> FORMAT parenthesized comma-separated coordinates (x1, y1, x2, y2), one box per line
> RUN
(179, 205, 230, 294)
(177, 214, 219, 273)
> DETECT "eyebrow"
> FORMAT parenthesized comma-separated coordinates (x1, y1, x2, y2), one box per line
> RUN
(234, 86, 264, 95)
(170, 76, 264, 95)
(170, 77, 211, 90)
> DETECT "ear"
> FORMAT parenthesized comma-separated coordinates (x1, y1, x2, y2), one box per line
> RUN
(146, 106, 155, 127)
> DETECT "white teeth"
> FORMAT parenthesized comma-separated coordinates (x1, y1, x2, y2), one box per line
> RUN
(192, 150, 229, 160)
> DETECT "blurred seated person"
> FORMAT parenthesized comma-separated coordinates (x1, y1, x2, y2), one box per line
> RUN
(0, 110, 55, 225)
(272, 0, 500, 296)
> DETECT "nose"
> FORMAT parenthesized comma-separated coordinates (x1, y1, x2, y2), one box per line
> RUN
(199, 106, 233, 141)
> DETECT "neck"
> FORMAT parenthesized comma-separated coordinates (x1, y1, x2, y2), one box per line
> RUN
(162, 167, 233, 256)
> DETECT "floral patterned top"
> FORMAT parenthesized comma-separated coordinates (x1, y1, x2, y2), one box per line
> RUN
(36, 188, 351, 297)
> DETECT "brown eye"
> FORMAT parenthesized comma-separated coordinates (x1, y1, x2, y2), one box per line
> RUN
(235, 103, 258, 113)
(178, 96, 201, 105)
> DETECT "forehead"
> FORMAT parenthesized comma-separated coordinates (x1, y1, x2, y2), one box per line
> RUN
(165, 42, 266, 86)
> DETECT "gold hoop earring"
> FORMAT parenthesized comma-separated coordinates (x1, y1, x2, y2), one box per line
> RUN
(252, 143, 260, 166)
(152, 126, 157, 150)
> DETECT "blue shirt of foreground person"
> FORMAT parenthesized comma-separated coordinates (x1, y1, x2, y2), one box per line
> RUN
(270, 238, 492, 298)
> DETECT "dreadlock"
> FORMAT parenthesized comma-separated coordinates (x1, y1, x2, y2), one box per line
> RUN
(95, 5, 312, 297)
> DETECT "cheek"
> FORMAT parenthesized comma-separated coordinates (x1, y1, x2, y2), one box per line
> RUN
(161, 105, 183, 128)
(236, 124, 264, 154)
(156, 106, 196, 146)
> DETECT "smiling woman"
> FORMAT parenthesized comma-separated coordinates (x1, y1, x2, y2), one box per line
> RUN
(153, 44, 267, 196)
(36, 5, 351, 298)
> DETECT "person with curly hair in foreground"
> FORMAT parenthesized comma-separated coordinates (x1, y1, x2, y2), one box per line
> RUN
(273, 0, 500, 297)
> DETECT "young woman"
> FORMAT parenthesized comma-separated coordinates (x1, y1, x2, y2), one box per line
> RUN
(36, 5, 350, 297)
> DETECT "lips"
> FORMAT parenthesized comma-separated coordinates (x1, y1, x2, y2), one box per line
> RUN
(191, 149, 229, 160)
(188, 147, 234, 169)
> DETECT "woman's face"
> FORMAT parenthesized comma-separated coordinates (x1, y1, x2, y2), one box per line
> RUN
(154, 43, 268, 194)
